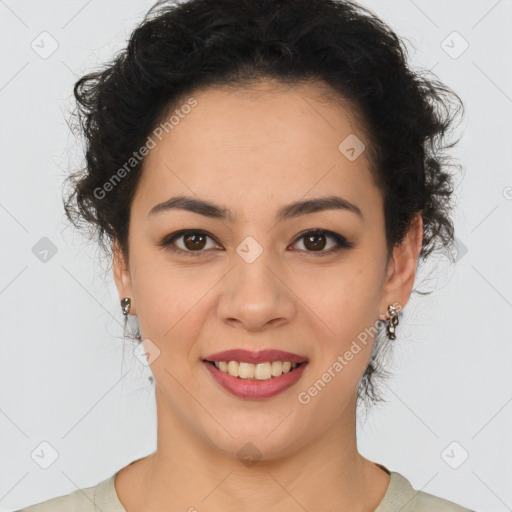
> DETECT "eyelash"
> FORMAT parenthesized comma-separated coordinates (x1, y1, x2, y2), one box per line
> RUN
(158, 229, 354, 257)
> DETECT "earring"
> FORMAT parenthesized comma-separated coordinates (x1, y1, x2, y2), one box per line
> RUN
(386, 304, 399, 340)
(121, 297, 131, 316)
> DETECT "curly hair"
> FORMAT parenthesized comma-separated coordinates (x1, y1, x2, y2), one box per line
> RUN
(63, 0, 464, 408)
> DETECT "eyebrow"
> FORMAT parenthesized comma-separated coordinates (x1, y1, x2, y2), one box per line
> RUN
(148, 194, 363, 223)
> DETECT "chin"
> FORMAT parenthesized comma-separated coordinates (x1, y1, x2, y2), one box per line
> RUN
(200, 422, 306, 463)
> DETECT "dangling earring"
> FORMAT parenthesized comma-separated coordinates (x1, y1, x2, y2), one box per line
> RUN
(121, 297, 131, 316)
(121, 297, 142, 344)
(386, 304, 399, 340)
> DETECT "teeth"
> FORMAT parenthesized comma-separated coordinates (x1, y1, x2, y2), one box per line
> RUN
(212, 360, 300, 380)
(227, 360, 239, 377)
(255, 362, 272, 380)
(238, 362, 255, 379)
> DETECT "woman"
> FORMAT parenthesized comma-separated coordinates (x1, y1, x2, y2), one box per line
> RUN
(19, 0, 476, 510)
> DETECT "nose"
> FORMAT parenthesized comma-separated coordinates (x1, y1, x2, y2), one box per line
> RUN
(217, 250, 296, 332)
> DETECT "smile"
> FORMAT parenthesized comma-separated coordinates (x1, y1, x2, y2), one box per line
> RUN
(202, 359, 308, 400)
(204, 359, 305, 380)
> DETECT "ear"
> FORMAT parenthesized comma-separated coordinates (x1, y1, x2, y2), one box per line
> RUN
(112, 239, 136, 316)
(379, 213, 423, 317)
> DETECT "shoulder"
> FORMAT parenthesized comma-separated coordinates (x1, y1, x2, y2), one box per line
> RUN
(378, 470, 477, 512)
(15, 472, 122, 512)
(413, 489, 476, 511)
(16, 487, 95, 512)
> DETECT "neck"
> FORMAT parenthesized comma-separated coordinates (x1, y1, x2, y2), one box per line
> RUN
(116, 387, 389, 511)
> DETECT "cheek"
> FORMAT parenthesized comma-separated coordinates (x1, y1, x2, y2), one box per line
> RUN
(293, 259, 382, 337)
(130, 260, 218, 354)
(295, 273, 381, 414)
(332, 280, 382, 340)
(292, 263, 383, 394)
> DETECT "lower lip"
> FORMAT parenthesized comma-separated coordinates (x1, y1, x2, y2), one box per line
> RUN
(203, 361, 308, 400)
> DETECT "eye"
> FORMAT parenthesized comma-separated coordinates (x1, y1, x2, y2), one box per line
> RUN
(289, 229, 353, 255)
(159, 230, 221, 256)
(159, 228, 353, 257)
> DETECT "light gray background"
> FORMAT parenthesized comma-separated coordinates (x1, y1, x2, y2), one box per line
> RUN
(1, 1, 511, 511)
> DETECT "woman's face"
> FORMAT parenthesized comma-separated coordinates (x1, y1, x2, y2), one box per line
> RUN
(113, 79, 422, 460)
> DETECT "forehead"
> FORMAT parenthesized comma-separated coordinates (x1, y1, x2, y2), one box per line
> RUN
(134, 79, 381, 220)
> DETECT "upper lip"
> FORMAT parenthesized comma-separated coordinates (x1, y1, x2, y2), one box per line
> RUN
(203, 349, 308, 364)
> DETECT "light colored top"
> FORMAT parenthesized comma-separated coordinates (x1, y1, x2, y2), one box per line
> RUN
(16, 463, 476, 512)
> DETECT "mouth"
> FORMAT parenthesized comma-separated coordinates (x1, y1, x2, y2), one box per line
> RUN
(202, 359, 307, 380)
(201, 349, 309, 400)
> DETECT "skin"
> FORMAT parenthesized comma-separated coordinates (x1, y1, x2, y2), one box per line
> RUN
(112, 78, 423, 511)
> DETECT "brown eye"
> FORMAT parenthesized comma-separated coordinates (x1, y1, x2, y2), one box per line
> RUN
(182, 232, 207, 250)
(160, 228, 352, 257)
(291, 229, 353, 255)
(303, 232, 327, 251)
(160, 230, 219, 256)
